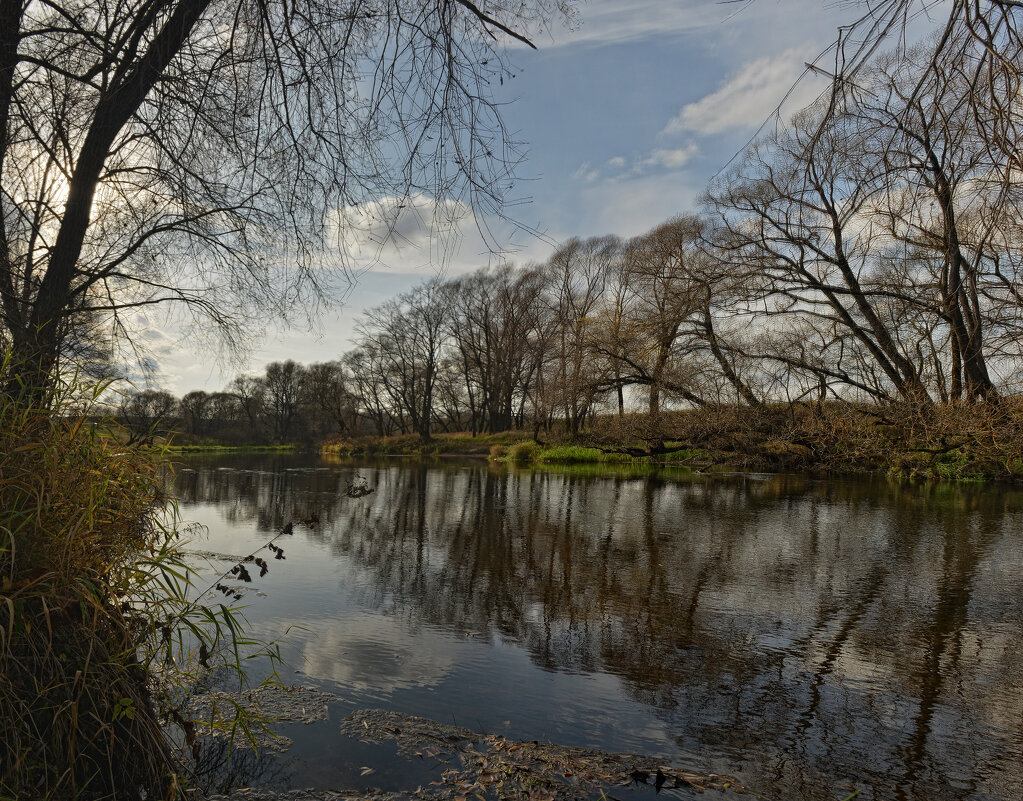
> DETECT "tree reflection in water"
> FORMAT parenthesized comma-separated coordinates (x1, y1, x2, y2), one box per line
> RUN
(174, 456, 1023, 801)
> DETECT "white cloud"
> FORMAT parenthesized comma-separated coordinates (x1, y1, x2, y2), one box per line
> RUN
(663, 47, 826, 137)
(542, 0, 738, 48)
(594, 145, 699, 182)
(540, 0, 840, 51)
(326, 192, 547, 277)
(575, 171, 702, 239)
(642, 145, 699, 170)
(571, 162, 600, 183)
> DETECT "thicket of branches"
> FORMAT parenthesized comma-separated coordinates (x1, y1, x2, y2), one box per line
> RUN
(0, 0, 570, 394)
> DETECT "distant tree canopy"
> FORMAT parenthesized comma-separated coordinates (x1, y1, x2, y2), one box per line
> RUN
(0, 0, 569, 394)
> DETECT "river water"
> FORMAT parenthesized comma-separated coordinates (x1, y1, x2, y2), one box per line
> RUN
(172, 453, 1023, 801)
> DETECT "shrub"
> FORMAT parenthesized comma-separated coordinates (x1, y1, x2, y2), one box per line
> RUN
(507, 441, 540, 463)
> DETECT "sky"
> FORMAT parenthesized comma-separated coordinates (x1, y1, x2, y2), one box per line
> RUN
(151, 0, 863, 395)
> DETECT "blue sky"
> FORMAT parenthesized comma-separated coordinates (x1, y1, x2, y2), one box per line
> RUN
(153, 0, 859, 394)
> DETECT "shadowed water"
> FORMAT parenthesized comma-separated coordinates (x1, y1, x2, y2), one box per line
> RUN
(173, 454, 1023, 801)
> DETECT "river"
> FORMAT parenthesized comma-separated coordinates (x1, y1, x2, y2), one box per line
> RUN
(172, 453, 1023, 801)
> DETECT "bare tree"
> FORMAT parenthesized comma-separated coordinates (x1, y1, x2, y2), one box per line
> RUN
(0, 0, 569, 393)
(343, 346, 398, 436)
(613, 217, 710, 416)
(844, 39, 1023, 400)
(797, 1, 1020, 176)
(539, 236, 617, 435)
(262, 360, 302, 442)
(355, 279, 451, 440)
(179, 390, 213, 436)
(300, 361, 355, 438)
(707, 105, 935, 403)
(448, 265, 546, 433)
(228, 374, 265, 431)
(119, 389, 178, 444)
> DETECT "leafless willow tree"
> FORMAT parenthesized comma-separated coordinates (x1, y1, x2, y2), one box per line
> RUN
(705, 2, 1023, 404)
(798, 0, 1021, 160)
(356, 279, 451, 439)
(539, 236, 616, 435)
(849, 38, 1023, 399)
(592, 216, 714, 419)
(707, 101, 939, 403)
(0, 0, 570, 393)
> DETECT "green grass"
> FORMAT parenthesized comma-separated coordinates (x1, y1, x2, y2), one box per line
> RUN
(657, 447, 705, 463)
(535, 445, 633, 464)
(163, 443, 297, 453)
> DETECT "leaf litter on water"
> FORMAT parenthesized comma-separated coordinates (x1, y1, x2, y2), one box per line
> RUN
(340, 709, 748, 800)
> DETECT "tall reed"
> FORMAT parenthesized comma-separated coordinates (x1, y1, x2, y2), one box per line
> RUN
(0, 364, 272, 799)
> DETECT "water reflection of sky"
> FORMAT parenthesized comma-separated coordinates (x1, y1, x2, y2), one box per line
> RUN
(173, 455, 1023, 801)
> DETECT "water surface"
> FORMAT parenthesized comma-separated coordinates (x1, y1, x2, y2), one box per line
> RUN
(173, 454, 1023, 801)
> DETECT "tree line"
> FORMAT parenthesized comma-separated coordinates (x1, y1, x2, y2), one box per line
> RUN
(124, 5, 1023, 444)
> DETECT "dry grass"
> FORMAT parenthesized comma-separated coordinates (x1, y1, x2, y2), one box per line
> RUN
(578, 399, 1023, 480)
(0, 372, 182, 799)
(0, 364, 284, 800)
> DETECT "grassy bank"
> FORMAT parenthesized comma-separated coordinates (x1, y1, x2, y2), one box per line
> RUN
(163, 443, 298, 453)
(490, 440, 706, 468)
(323, 399, 1023, 482)
(321, 430, 531, 458)
(1, 387, 178, 798)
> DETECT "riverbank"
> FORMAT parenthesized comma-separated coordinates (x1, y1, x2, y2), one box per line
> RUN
(322, 400, 1023, 482)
